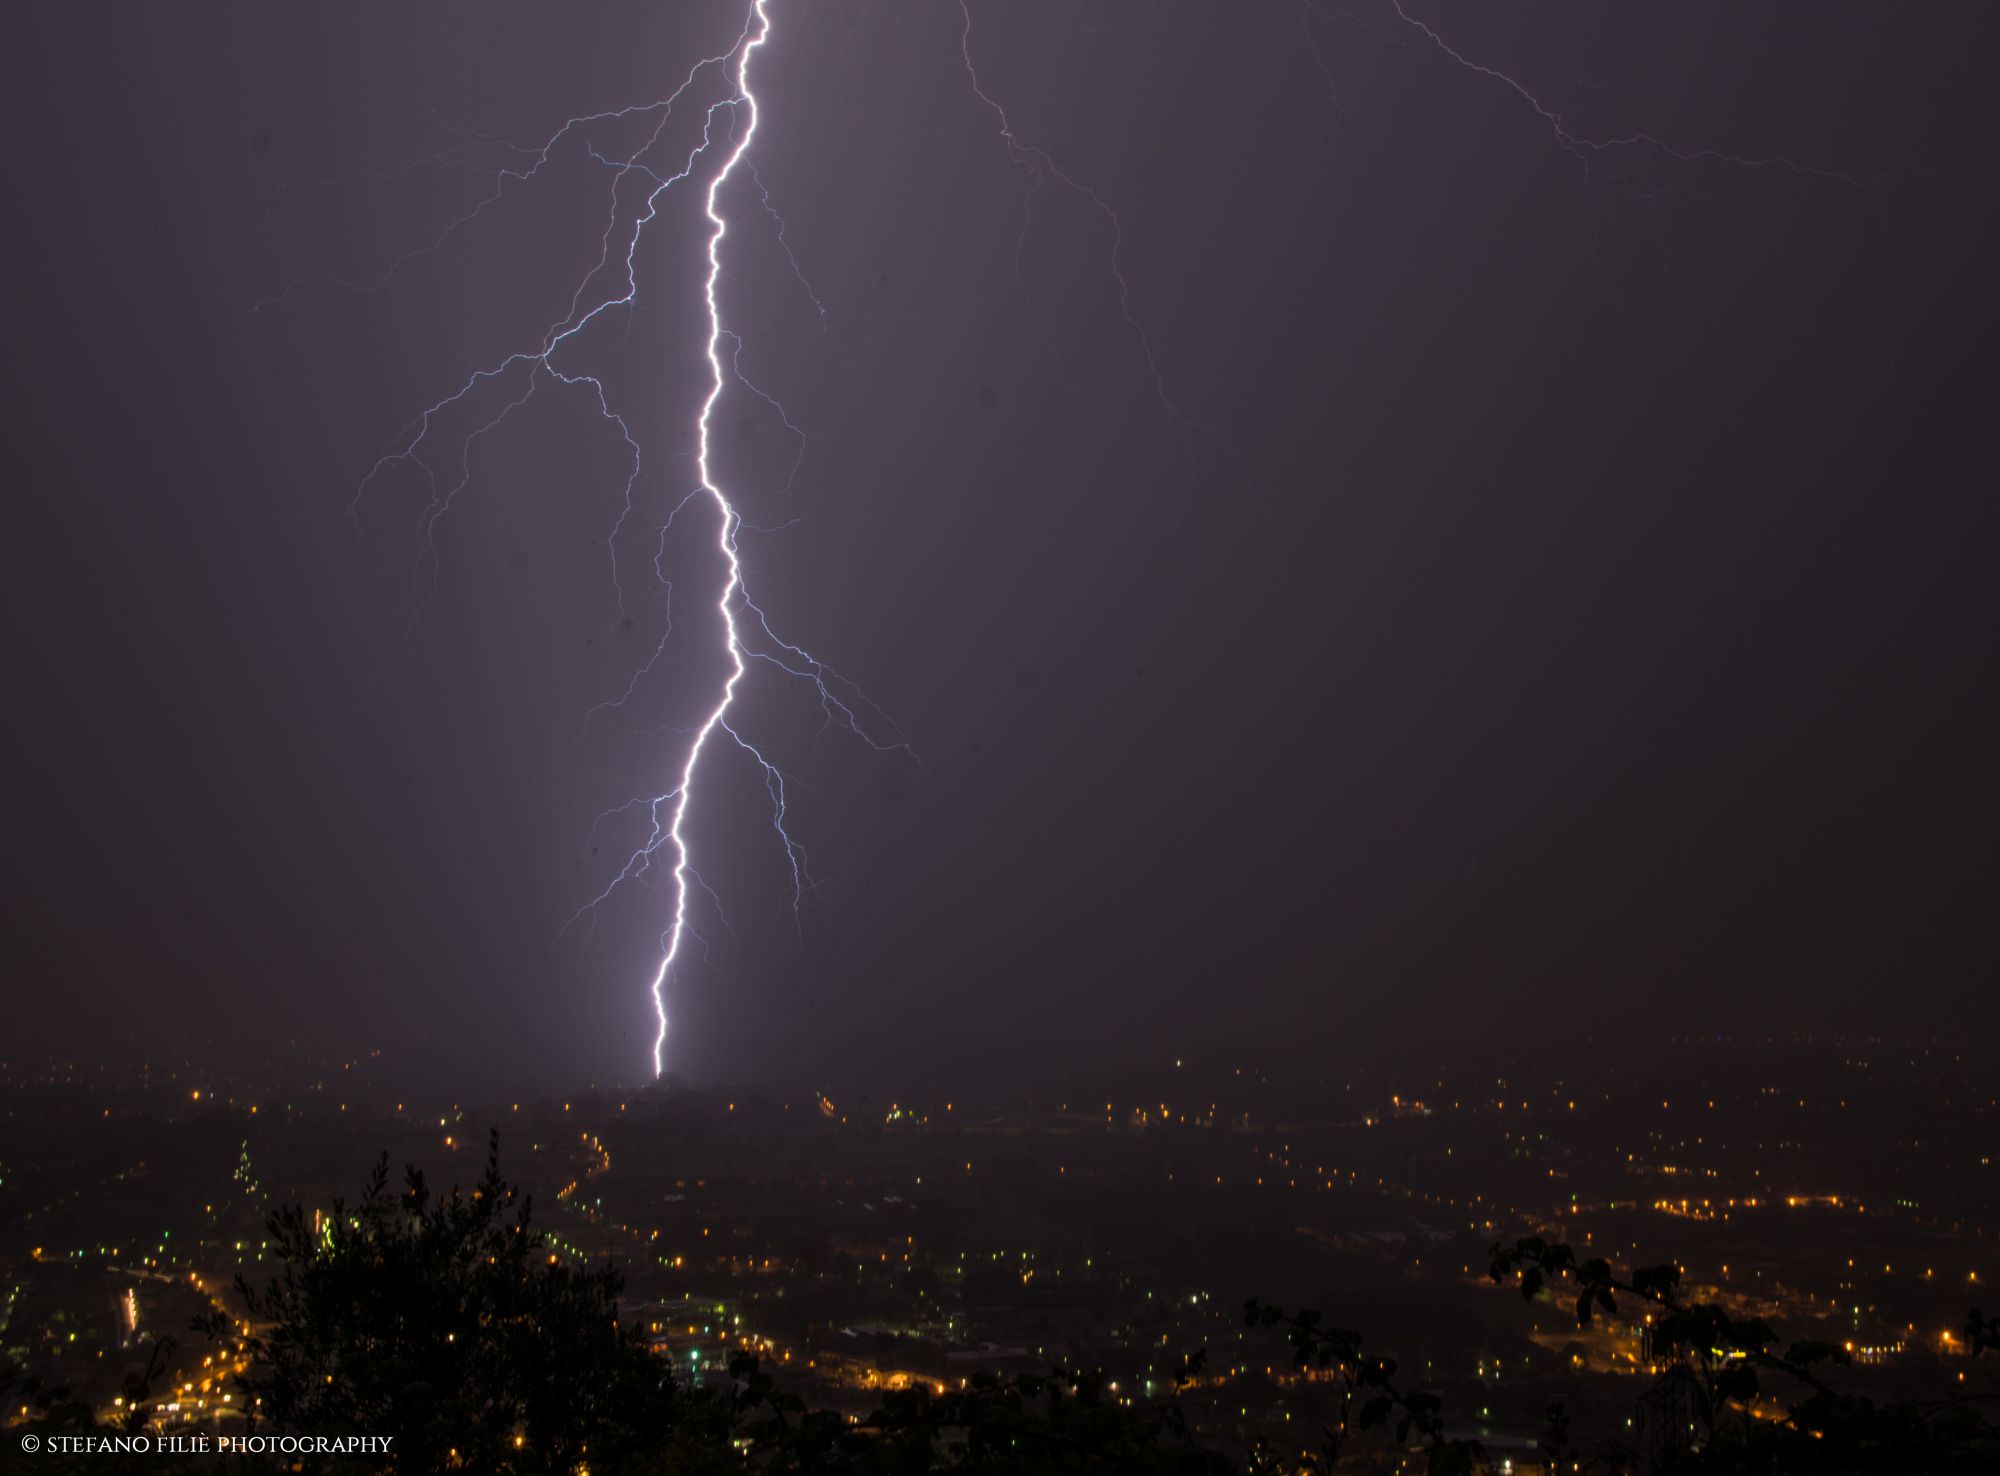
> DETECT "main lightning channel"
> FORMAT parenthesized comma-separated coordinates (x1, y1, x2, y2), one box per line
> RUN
(635, 0, 912, 1074)
(647, 0, 767, 1078)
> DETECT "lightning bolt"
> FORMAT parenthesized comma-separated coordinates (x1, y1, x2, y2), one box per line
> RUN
(323, 0, 1845, 1081)
(641, 2, 775, 1079)
(352, 0, 910, 1077)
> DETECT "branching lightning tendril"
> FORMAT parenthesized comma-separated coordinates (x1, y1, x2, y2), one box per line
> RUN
(1380, 0, 1856, 186)
(954, 0, 1203, 430)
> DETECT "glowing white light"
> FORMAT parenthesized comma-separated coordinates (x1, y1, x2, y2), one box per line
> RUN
(646, 2, 772, 1077)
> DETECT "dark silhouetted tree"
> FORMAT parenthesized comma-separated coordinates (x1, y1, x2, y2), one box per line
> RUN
(199, 1132, 728, 1474)
(1490, 1235, 2000, 1474)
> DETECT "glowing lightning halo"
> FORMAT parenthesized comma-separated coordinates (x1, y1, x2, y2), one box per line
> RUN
(357, 0, 915, 1079)
(622, 0, 912, 1076)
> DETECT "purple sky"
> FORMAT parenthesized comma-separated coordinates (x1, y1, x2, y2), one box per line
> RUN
(5, 1, 1997, 1088)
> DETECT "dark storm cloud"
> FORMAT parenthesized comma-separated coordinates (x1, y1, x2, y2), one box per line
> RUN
(3, 1, 1996, 1087)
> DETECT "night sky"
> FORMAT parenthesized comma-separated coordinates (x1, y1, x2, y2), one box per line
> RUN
(5, 2, 1996, 1090)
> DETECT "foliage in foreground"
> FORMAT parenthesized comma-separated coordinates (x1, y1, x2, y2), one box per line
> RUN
(1484, 1236, 2000, 1475)
(192, 1140, 727, 1474)
(8, 1137, 1998, 1474)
